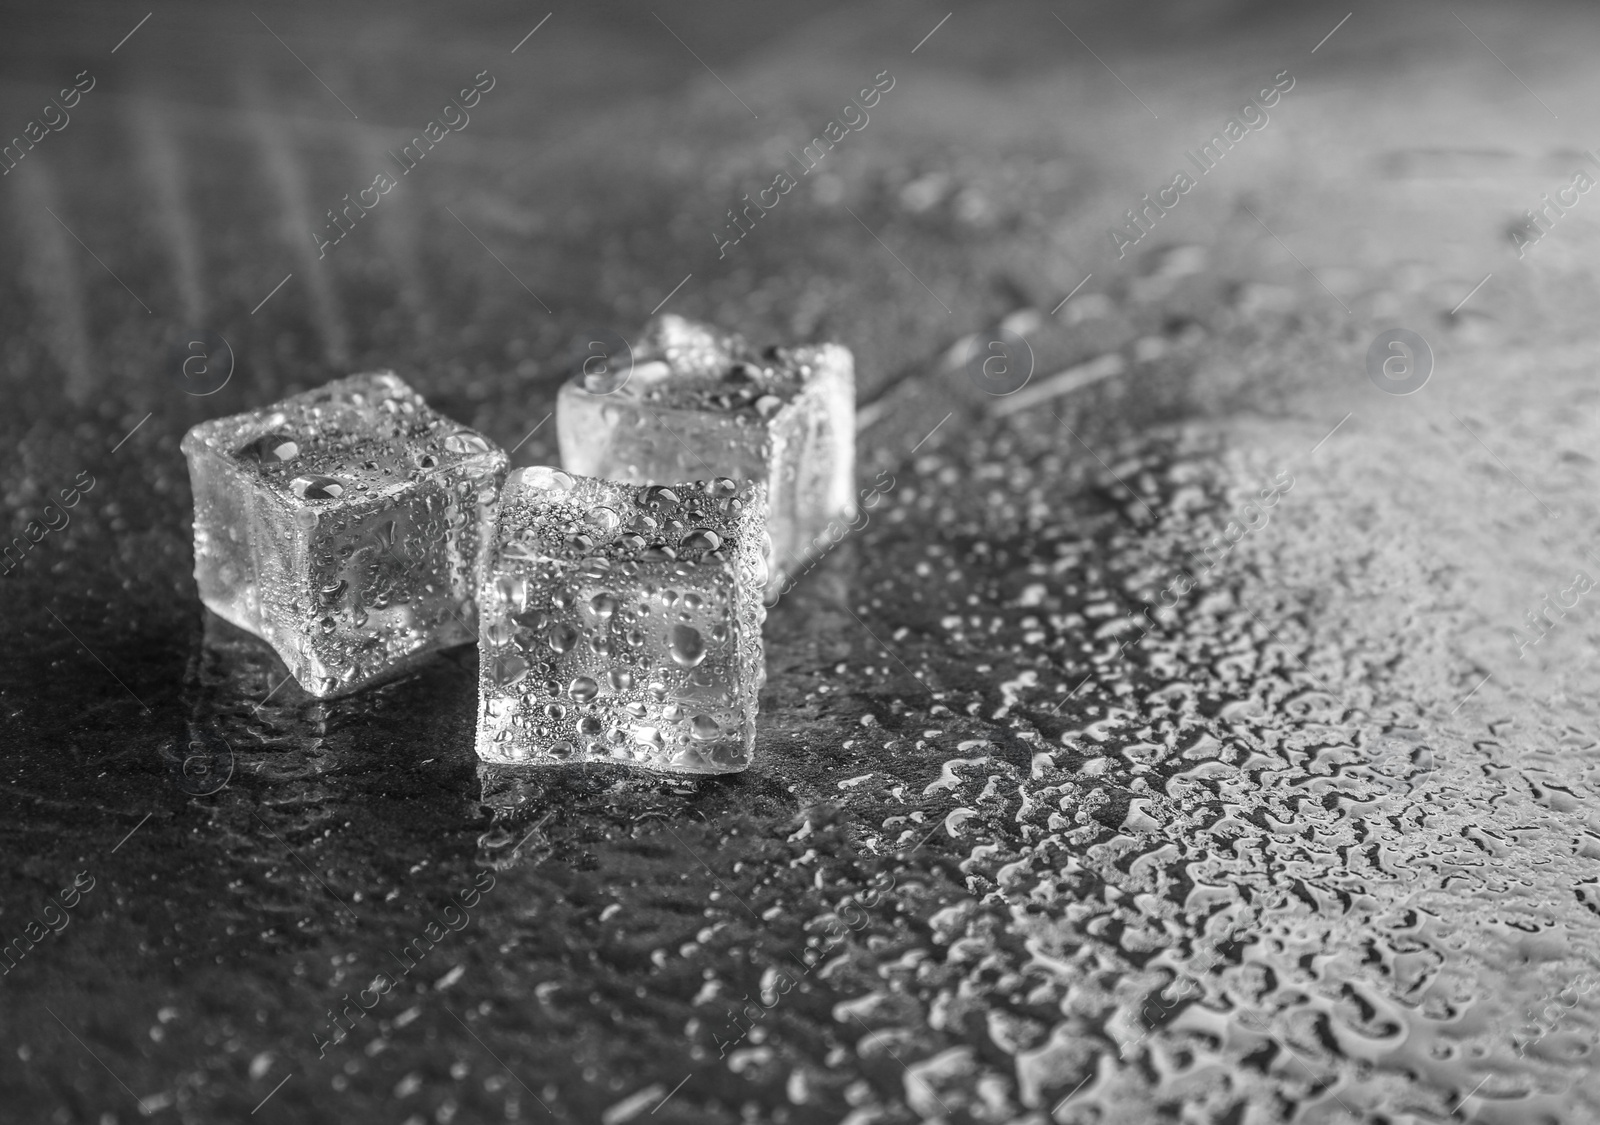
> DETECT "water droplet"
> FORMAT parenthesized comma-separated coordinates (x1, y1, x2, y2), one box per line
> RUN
(691, 715, 721, 741)
(521, 467, 575, 491)
(577, 716, 603, 736)
(669, 624, 706, 667)
(443, 432, 491, 455)
(319, 616, 336, 634)
(291, 475, 345, 501)
(624, 701, 649, 719)
(681, 528, 722, 552)
(237, 433, 300, 464)
(548, 741, 576, 760)
(486, 619, 517, 646)
(495, 576, 528, 613)
(609, 669, 633, 691)
(589, 594, 619, 619)
(585, 506, 621, 530)
(568, 676, 599, 702)
(547, 623, 579, 653)
(490, 653, 529, 687)
(708, 478, 738, 498)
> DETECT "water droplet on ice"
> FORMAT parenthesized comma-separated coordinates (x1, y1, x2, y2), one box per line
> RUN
(443, 432, 491, 455)
(681, 528, 722, 552)
(521, 467, 574, 491)
(495, 576, 528, 613)
(568, 676, 598, 702)
(645, 486, 681, 510)
(291, 475, 345, 500)
(608, 669, 633, 690)
(490, 653, 529, 686)
(585, 506, 621, 530)
(237, 433, 300, 464)
(669, 624, 706, 667)
(691, 715, 720, 740)
(589, 594, 618, 619)
(547, 623, 579, 653)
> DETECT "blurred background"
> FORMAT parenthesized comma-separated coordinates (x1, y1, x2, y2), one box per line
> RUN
(4, 1, 1600, 1122)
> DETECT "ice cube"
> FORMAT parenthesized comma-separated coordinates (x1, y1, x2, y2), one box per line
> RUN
(181, 371, 507, 698)
(556, 314, 854, 598)
(475, 467, 768, 774)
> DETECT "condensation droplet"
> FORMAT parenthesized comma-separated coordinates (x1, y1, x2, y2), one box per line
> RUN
(547, 623, 580, 653)
(521, 467, 575, 491)
(490, 653, 529, 687)
(291, 475, 345, 500)
(681, 528, 722, 552)
(585, 506, 621, 530)
(443, 432, 491, 455)
(237, 433, 300, 464)
(669, 624, 706, 667)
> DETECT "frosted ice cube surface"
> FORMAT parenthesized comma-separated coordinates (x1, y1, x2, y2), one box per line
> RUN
(557, 314, 853, 597)
(476, 467, 768, 774)
(181, 371, 507, 697)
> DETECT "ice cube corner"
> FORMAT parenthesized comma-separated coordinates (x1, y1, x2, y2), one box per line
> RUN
(475, 466, 768, 774)
(181, 371, 507, 698)
(556, 314, 853, 597)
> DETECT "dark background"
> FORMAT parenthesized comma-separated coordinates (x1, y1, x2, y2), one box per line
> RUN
(3, 2, 1600, 1122)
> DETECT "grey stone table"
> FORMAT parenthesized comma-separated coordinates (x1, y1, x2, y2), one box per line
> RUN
(2, 2, 1598, 1122)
